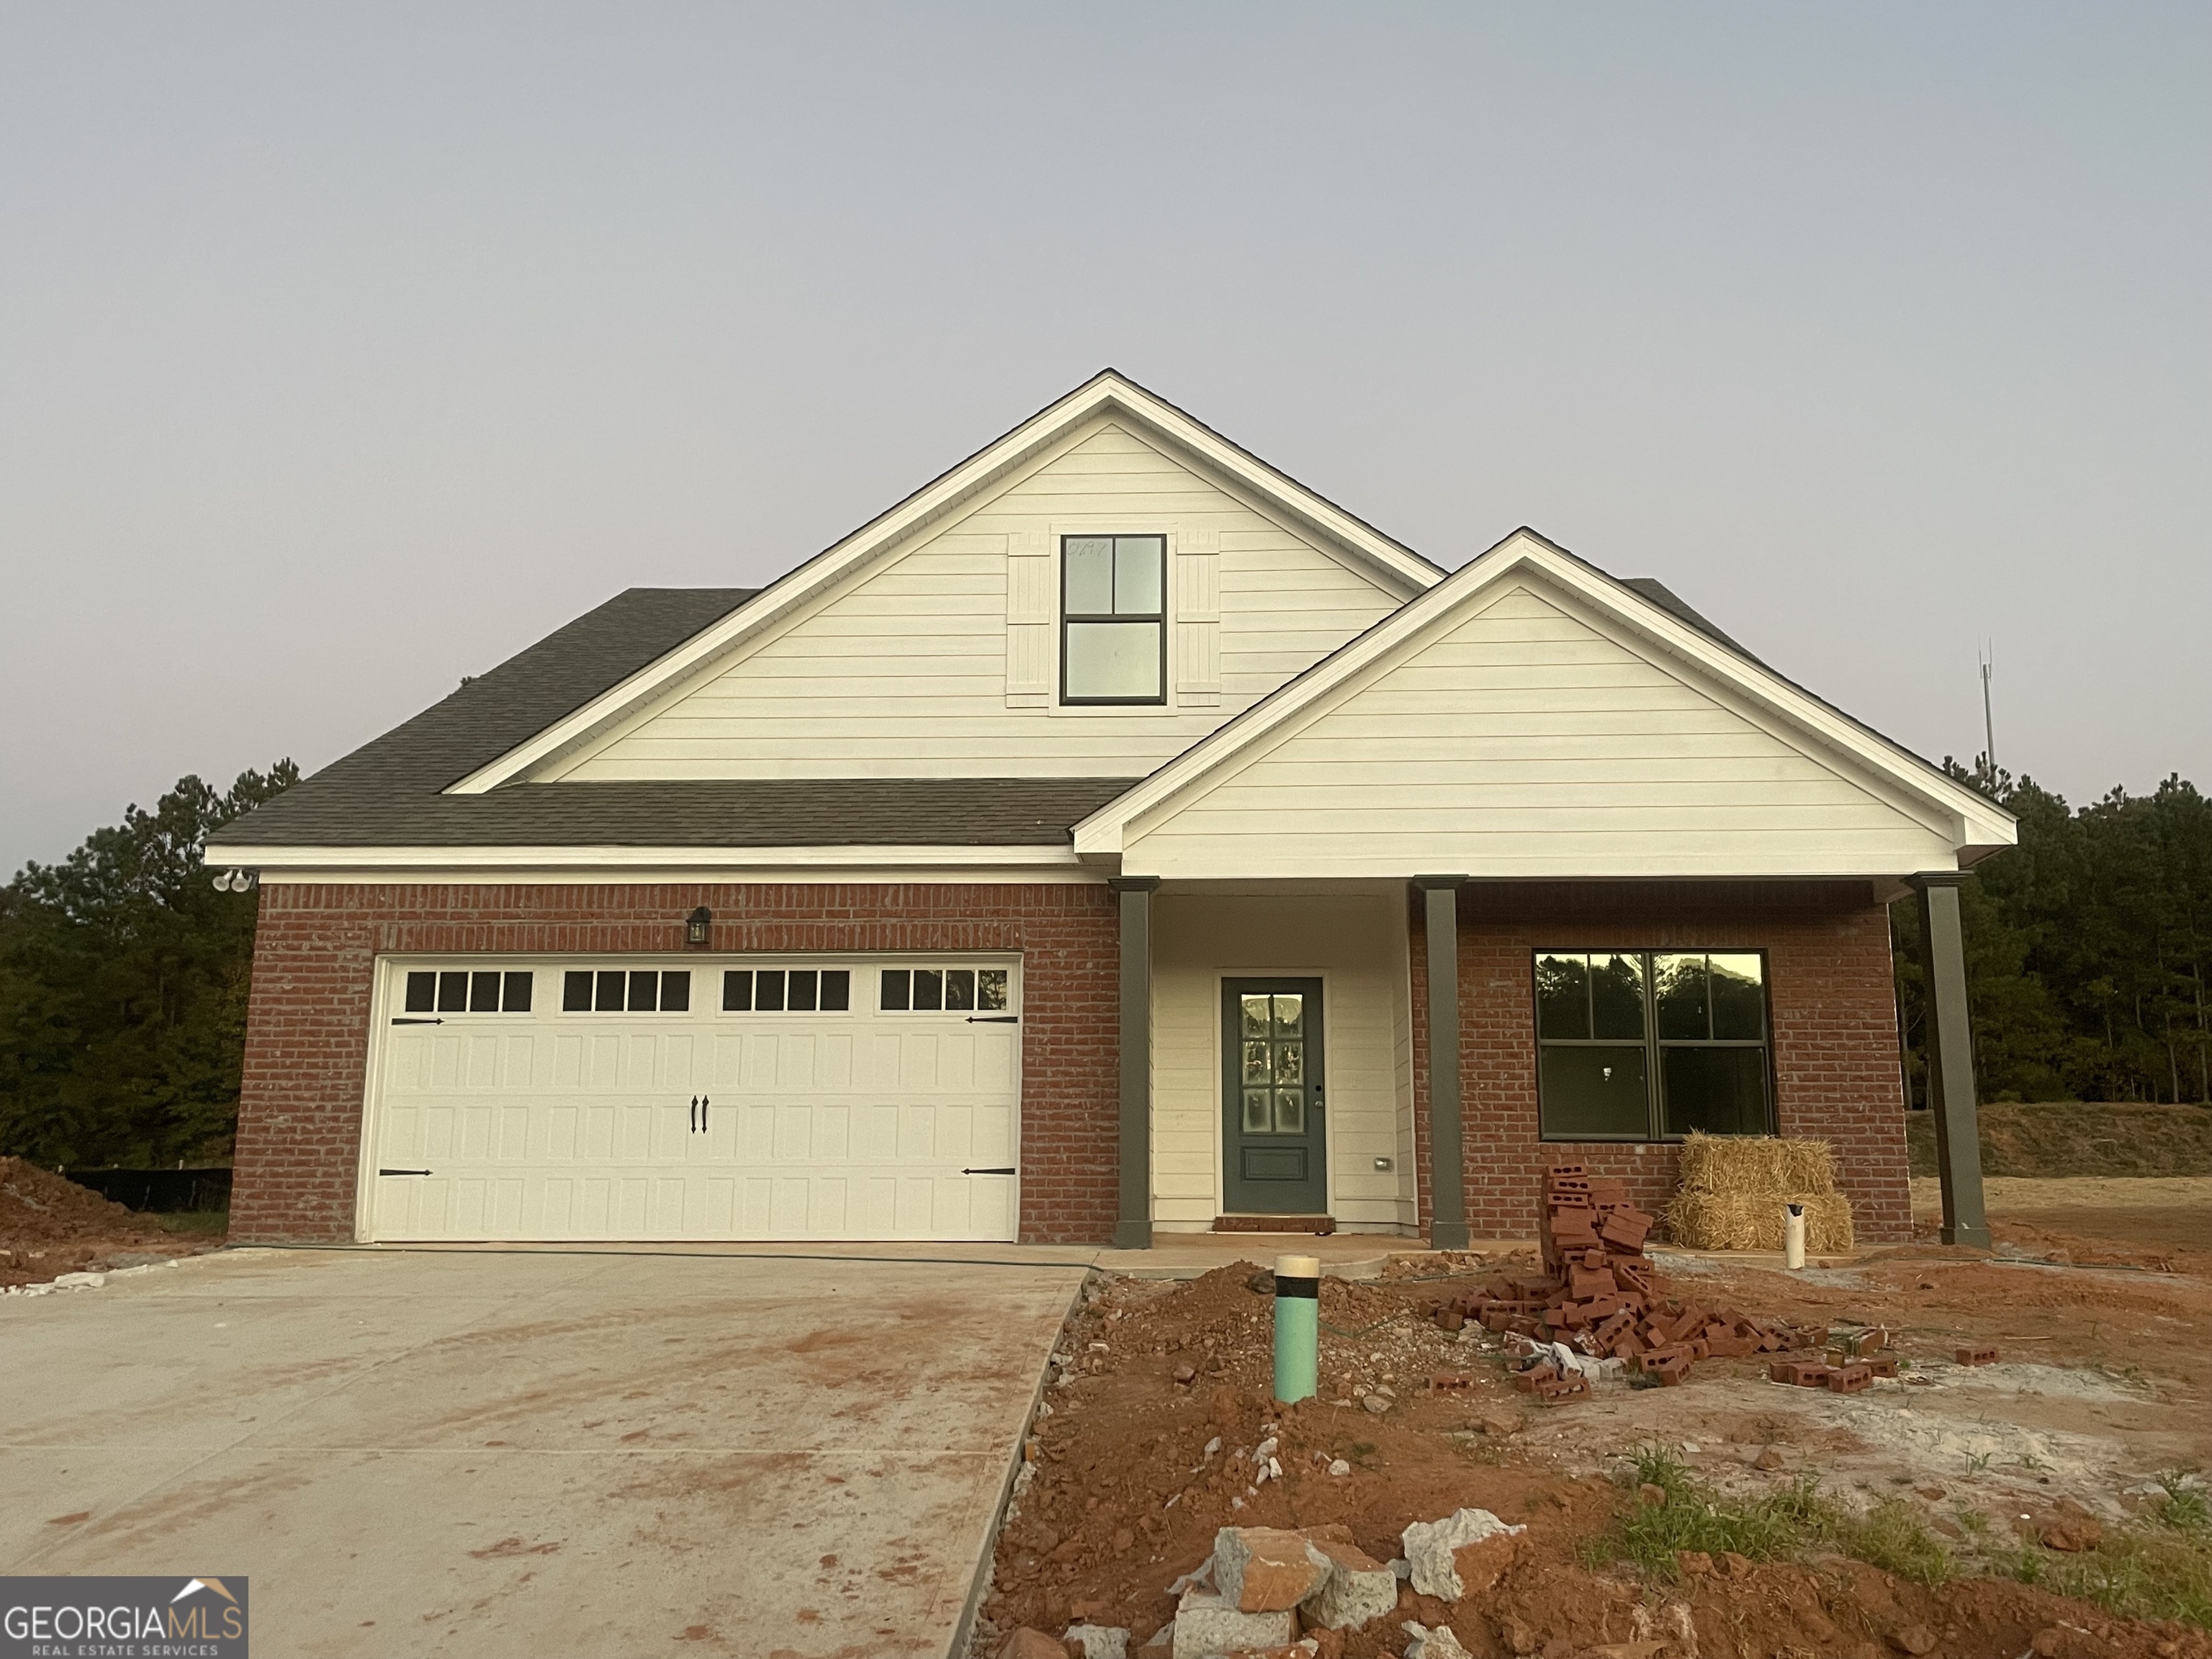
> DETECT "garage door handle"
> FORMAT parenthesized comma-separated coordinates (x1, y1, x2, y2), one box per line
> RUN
(966, 1015, 1019, 1024)
(962, 1166, 1017, 1175)
(391, 1017, 443, 1026)
(379, 1168, 433, 1177)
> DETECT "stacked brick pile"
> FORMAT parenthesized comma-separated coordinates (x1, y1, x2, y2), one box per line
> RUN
(1430, 1163, 1827, 1401)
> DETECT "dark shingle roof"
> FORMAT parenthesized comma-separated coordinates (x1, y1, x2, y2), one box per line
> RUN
(208, 587, 1140, 850)
(1617, 577, 1759, 662)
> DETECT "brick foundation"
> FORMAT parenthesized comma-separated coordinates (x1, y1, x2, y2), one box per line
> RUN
(231, 881, 1119, 1245)
(1409, 881, 1914, 1245)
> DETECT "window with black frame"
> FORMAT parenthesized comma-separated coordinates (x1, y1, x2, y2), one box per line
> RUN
(1534, 950, 1772, 1140)
(1061, 534, 1165, 703)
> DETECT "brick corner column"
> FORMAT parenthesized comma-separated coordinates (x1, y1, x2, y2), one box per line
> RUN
(1107, 876, 1161, 1250)
(1412, 875, 1470, 1251)
(1905, 871, 1990, 1249)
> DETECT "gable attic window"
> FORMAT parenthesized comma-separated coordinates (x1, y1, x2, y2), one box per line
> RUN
(1061, 535, 1165, 703)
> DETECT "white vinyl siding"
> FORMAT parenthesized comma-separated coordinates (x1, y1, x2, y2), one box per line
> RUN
(1149, 894, 1415, 1232)
(553, 422, 1403, 781)
(1125, 583, 1961, 879)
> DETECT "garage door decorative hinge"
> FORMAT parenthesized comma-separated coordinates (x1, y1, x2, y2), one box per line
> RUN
(961, 1166, 1017, 1175)
(379, 1168, 433, 1177)
(966, 1015, 1020, 1024)
(390, 1017, 443, 1025)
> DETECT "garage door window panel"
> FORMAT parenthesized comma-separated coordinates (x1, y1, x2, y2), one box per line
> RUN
(879, 966, 1012, 1013)
(406, 969, 534, 1014)
(722, 968, 853, 1012)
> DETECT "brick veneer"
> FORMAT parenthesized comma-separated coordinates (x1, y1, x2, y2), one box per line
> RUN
(1408, 881, 1914, 1245)
(231, 881, 1119, 1245)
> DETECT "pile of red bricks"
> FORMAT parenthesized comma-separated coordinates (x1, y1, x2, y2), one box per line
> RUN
(1430, 1164, 1829, 1400)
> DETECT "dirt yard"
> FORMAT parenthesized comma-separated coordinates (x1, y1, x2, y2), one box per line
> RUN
(1915, 1176, 2212, 1259)
(979, 1208, 2212, 1658)
(0, 1156, 221, 1288)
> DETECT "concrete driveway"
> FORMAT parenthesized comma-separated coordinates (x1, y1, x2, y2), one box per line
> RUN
(0, 1246, 1086, 1658)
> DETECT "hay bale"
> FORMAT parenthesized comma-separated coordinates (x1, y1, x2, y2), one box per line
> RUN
(1665, 1190, 1855, 1255)
(1675, 1130, 1838, 1197)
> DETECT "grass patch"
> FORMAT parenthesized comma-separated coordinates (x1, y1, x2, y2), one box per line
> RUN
(1594, 1449, 2212, 1630)
(1990, 1475, 2212, 1629)
(1589, 1442, 1953, 1586)
(1835, 1498, 1954, 1587)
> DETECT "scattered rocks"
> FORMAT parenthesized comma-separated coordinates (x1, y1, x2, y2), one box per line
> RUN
(1212, 1528, 1327, 1613)
(1889, 1625, 1938, 1656)
(1399, 1508, 1524, 1601)
(998, 1628, 1070, 1659)
(1401, 1622, 1473, 1659)
(1168, 1588, 1294, 1659)
(1300, 1527, 1398, 1631)
(1066, 1624, 1130, 1659)
(1359, 1393, 1390, 1416)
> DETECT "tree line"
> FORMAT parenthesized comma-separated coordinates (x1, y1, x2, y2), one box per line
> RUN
(1896, 763, 2212, 1107)
(0, 755, 2206, 1172)
(0, 764, 295, 1168)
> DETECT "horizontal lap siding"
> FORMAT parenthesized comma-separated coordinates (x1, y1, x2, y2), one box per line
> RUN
(1406, 881, 1912, 1245)
(562, 423, 1398, 781)
(1127, 584, 1957, 878)
(232, 881, 1119, 1245)
(1149, 894, 1415, 1230)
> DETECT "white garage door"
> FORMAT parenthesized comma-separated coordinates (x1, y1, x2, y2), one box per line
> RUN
(364, 956, 1021, 1242)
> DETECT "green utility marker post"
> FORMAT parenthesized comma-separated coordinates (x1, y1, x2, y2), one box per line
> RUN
(1273, 1252, 1320, 1405)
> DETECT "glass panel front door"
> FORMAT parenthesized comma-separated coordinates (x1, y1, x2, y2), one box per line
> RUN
(1221, 978, 1326, 1214)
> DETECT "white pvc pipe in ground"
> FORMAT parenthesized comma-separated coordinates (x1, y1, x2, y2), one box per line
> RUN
(1784, 1202, 1807, 1270)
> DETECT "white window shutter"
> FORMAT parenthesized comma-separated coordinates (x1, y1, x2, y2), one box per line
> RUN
(1005, 529, 1053, 706)
(1174, 527, 1220, 706)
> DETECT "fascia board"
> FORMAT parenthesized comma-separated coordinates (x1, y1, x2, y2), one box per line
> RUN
(1095, 380, 1442, 593)
(1509, 546, 2015, 848)
(1076, 530, 2017, 857)
(208, 842, 1088, 870)
(449, 372, 1441, 796)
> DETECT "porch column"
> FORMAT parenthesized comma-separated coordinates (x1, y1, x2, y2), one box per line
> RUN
(1907, 873, 1991, 1249)
(1109, 876, 1161, 1250)
(1413, 875, 1470, 1251)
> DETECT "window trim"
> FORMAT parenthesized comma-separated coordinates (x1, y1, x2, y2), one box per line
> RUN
(1058, 533, 1167, 706)
(1532, 948, 1776, 1143)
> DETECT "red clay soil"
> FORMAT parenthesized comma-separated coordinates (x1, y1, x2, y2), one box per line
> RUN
(979, 1257, 2212, 1659)
(0, 1156, 215, 1287)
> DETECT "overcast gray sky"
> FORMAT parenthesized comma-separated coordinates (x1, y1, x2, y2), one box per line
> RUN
(4, 4, 2206, 873)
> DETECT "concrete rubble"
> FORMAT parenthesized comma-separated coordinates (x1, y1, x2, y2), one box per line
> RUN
(1065, 1623, 1131, 1658)
(1135, 1506, 1532, 1658)
(1398, 1508, 1524, 1601)
(1401, 1622, 1473, 1659)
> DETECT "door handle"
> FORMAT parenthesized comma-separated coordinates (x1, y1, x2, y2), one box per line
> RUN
(690, 1095, 698, 1133)
(701, 1095, 709, 1132)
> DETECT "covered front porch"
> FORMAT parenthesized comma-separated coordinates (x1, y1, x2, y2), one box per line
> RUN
(1105, 873, 1995, 1252)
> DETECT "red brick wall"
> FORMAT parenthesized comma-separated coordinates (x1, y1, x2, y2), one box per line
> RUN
(1408, 881, 1913, 1245)
(232, 881, 1119, 1245)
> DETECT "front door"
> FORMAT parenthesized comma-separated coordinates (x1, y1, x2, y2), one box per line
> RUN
(1220, 978, 1327, 1214)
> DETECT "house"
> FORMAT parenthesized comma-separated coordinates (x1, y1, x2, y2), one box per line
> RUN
(206, 370, 2013, 1252)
